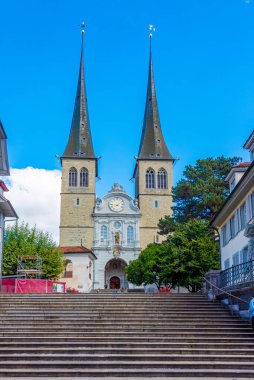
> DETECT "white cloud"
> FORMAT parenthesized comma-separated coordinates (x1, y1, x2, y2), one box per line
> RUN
(5, 167, 61, 243)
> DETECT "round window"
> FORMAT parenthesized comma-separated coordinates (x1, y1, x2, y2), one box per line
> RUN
(114, 221, 121, 229)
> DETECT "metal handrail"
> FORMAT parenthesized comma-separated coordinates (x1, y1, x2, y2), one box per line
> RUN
(204, 277, 248, 304)
(221, 259, 254, 288)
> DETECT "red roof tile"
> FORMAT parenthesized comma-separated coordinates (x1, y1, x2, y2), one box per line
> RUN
(232, 162, 251, 168)
(59, 246, 92, 254)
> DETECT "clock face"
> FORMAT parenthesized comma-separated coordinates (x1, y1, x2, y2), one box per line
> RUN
(109, 197, 124, 212)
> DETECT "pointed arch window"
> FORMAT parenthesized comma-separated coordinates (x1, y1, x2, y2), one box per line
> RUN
(157, 168, 167, 189)
(100, 225, 108, 242)
(146, 168, 155, 189)
(69, 167, 77, 187)
(127, 226, 134, 244)
(80, 167, 88, 187)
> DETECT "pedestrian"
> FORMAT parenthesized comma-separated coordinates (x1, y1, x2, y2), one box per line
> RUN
(248, 294, 254, 330)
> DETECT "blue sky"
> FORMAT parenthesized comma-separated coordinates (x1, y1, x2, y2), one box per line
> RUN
(1, 0, 254, 198)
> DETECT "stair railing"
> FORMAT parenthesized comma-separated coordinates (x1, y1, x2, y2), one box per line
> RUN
(204, 277, 249, 316)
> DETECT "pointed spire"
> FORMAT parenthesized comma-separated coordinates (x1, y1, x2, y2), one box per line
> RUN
(137, 34, 172, 160)
(62, 26, 96, 159)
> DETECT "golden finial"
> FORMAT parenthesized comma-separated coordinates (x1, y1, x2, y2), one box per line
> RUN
(81, 21, 87, 34)
(149, 24, 156, 38)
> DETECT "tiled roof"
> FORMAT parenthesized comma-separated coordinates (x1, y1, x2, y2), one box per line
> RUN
(59, 246, 92, 254)
(232, 162, 251, 168)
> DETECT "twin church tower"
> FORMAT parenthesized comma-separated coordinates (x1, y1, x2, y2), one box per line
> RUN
(59, 30, 174, 290)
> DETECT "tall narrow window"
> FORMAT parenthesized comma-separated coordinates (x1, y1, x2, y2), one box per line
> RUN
(157, 168, 167, 189)
(127, 226, 134, 244)
(69, 167, 77, 187)
(146, 168, 155, 188)
(100, 225, 108, 242)
(240, 203, 247, 230)
(80, 167, 88, 187)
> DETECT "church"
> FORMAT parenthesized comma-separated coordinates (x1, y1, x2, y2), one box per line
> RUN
(59, 30, 174, 292)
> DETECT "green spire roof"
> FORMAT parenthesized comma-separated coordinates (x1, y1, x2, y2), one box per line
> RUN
(62, 32, 95, 159)
(137, 38, 172, 160)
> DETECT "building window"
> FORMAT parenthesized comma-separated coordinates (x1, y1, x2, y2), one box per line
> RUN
(69, 167, 77, 187)
(76, 198, 79, 205)
(155, 200, 158, 208)
(230, 214, 236, 239)
(100, 225, 108, 242)
(114, 221, 121, 229)
(62, 260, 73, 278)
(232, 252, 239, 266)
(250, 192, 254, 218)
(157, 168, 167, 189)
(127, 226, 134, 244)
(80, 167, 88, 187)
(156, 235, 159, 243)
(146, 168, 155, 188)
(224, 258, 230, 269)
(236, 209, 241, 234)
(240, 246, 248, 264)
(240, 203, 247, 230)
(230, 178, 236, 192)
(222, 225, 227, 247)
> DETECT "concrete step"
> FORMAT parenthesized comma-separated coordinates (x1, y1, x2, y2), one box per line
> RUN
(1, 354, 254, 362)
(0, 336, 253, 343)
(0, 327, 251, 335)
(0, 293, 252, 378)
(1, 347, 254, 355)
(1, 368, 254, 378)
(0, 359, 254, 370)
(1, 341, 254, 349)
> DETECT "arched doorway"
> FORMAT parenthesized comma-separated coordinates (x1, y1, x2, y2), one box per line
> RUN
(110, 276, 120, 289)
(105, 258, 128, 289)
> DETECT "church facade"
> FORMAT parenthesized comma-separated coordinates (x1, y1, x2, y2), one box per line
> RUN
(59, 31, 174, 291)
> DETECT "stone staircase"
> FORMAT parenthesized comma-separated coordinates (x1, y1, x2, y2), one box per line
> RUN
(0, 293, 253, 378)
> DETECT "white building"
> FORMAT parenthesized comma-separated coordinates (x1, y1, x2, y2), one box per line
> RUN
(59, 246, 96, 293)
(92, 183, 140, 289)
(211, 130, 254, 273)
(0, 121, 18, 280)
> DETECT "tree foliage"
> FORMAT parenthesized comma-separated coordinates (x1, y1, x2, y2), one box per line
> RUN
(173, 156, 241, 222)
(125, 244, 169, 289)
(3, 222, 64, 280)
(162, 220, 220, 292)
(126, 220, 219, 292)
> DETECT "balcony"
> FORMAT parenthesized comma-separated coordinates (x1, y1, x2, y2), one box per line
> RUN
(221, 260, 254, 289)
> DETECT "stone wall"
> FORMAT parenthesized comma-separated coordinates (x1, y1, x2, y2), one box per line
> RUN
(60, 159, 96, 247)
(136, 160, 173, 249)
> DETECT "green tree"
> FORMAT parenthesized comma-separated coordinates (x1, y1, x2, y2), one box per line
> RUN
(126, 221, 219, 292)
(173, 156, 241, 222)
(163, 220, 220, 292)
(3, 222, 64, 280)
(125, 243, 170, 289)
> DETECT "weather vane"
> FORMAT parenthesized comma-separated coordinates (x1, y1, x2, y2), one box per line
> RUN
(149, 24, 156, 38)
(81, 21, 87, 34)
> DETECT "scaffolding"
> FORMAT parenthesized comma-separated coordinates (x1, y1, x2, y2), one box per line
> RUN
(17, 256, 42, 279)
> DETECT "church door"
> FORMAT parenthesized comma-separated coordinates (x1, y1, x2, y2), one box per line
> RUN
(110, 276, 120, 289)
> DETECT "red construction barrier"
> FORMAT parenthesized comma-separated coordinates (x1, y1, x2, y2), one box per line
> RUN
(2, 279, 66, 293)
(2, 279, 15, 293)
